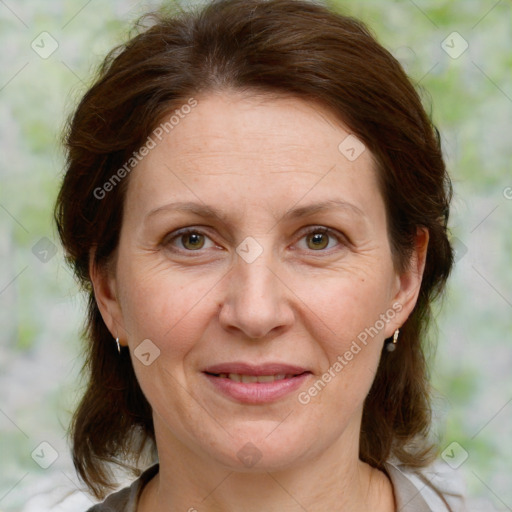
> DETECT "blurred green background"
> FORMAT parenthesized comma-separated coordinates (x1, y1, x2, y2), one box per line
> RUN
(1, 0, 511, 510)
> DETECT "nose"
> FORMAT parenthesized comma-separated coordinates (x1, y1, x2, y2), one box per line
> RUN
(218, 250, 294, 340)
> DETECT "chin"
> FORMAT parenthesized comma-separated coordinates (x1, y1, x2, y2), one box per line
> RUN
(206, 429, 310, 472)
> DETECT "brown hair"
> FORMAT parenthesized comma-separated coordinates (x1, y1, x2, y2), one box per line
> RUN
(54, 0, 453, 499)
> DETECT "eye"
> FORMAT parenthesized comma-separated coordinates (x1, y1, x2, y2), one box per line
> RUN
(165, 228, 217, 251)
(163, 226, 346, 255)
(297, 226, 344, 252)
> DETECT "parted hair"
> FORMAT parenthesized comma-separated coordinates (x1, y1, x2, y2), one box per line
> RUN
(54, 0, 453, 499)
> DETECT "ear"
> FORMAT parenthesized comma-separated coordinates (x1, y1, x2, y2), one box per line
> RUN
(386, 227, 429, 336)
(89, 249, 127, 347)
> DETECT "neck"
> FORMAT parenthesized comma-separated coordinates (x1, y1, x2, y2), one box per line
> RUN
(138, 417, 395, 512)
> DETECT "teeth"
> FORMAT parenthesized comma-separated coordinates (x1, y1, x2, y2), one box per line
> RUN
(216, 373, 293, 383)
(257, 375, 279, 382)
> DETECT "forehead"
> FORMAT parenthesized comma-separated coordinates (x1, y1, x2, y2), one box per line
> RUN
(156, 91, 356, 165)
(124, 91, 380, 218)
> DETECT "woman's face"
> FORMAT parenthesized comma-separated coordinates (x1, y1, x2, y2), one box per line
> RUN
(93, 91, 426, 471)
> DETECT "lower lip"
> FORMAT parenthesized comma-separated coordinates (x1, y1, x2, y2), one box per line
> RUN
(203, 372, 311, 404)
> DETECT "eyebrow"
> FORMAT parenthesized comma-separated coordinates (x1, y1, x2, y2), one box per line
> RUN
(145, 199, 365, 225)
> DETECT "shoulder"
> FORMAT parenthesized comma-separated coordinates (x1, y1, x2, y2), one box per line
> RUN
(85, 487, 131, 512)
(384, 459, 467, 512)
(84, 464, 159, 512)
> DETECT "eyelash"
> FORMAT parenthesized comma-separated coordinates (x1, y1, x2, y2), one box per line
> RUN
(163, 226, 347, 255)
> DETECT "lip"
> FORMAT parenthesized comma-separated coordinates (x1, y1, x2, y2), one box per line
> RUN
(203, 373, 311, 404)
(202, 362, 312, 404)
(203, 362, 309, 376)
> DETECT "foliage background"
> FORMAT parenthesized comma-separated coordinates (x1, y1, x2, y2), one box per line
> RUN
(0, 0, 510, 510)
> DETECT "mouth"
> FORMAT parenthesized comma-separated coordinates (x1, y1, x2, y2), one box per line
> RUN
(204, 371, 309, 383)
(202, 363, 312, 404)
(202, 361, 310, 376)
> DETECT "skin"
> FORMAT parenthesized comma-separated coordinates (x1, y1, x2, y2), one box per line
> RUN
(91, 90, 428, 512)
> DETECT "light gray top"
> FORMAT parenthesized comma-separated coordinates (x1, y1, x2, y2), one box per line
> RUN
(86, 460, 467, 511)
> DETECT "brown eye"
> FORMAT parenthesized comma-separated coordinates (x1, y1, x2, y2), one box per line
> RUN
(181, 232, 205, 250)
(164, 228, 218, 254)
(297, 226, 345, 253)
(306, 231, 330, 250)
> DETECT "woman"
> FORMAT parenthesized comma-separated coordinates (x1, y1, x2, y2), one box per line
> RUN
(54, 0, 467, 510)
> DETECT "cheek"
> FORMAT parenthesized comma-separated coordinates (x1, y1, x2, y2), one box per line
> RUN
(290, 272, 390, 399)
(118, 260, 221, 350)
(118, 252, 394, 358)
(291, 266, 393, 342)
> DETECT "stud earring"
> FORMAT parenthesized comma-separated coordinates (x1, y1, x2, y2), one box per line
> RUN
(386, 328, 399, 352)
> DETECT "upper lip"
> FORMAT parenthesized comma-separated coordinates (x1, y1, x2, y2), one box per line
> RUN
(203, 362, 310, 376)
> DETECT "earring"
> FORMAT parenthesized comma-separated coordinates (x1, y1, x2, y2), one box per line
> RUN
(115, 337, 121, 354)
(386, 329, 399, 352)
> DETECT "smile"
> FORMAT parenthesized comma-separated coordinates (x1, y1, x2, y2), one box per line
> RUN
(209, 372, 299, 382)
(203, 371, 311, 404)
